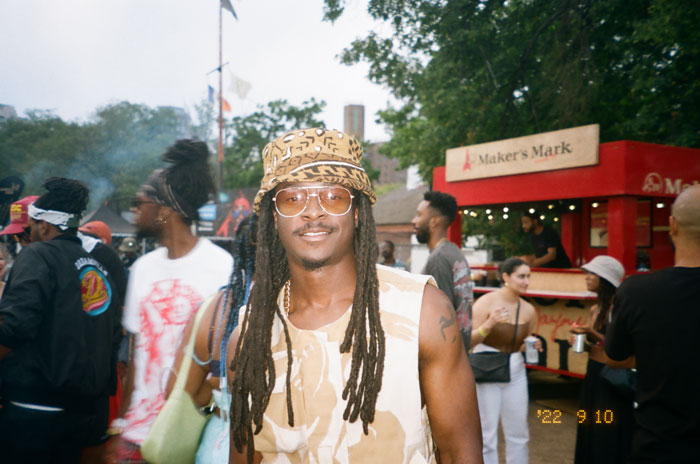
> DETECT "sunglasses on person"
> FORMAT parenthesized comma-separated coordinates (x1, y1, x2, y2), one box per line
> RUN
(273, 186, 354, 218)
(131, 197, 156, 208)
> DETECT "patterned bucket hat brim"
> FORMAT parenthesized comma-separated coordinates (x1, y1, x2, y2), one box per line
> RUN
(254, 128, 376, 213)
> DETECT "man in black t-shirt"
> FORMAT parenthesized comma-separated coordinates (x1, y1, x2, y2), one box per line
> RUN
(606, 185, 700, 463)
(521, 210, 571, 268)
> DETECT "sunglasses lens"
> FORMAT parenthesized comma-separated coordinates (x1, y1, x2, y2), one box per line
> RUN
(131, 198, 151, 208)
(318, 187, 352, 215)
(274, 187, 353, 217)
(275, 188, 307, 217)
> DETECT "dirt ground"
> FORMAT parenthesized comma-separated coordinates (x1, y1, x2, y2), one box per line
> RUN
(495, 370, 582, 464)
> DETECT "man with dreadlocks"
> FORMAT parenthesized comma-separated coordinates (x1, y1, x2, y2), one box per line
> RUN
(110, 139, 233, 463)
(228, 128, 483, 463)
(0, 177, 122, 462)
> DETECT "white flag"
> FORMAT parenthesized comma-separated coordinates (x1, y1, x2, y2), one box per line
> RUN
(228, 71, 252, 99)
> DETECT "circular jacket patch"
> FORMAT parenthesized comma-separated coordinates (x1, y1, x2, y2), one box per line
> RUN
(80, 266, 112, 316)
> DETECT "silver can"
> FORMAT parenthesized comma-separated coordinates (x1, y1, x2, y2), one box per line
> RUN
(525, 336, 539, 363)
(572, 333, 586, 353)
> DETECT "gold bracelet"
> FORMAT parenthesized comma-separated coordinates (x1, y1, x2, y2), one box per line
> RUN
(477, 326, 489, 338)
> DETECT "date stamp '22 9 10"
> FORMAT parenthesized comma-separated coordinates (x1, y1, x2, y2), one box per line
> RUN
(536, 409, 615, 424)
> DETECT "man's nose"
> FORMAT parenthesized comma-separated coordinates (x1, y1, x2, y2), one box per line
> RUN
(302, 193, 326, 218)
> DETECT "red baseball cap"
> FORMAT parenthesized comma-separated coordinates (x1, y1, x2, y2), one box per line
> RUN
(0, 195, 39, 236)
(79, 220, 112, 245)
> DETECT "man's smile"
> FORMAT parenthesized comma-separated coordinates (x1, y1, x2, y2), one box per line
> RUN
(293, 223, 337, 241)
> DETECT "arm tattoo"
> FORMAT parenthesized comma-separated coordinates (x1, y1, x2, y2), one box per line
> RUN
(439, 305, 457, 343)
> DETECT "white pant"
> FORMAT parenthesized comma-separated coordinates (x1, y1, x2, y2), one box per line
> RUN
(474, 347, 529, 464)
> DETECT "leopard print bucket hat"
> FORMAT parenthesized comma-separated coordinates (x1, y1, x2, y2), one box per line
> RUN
(253, 128, 376, 213)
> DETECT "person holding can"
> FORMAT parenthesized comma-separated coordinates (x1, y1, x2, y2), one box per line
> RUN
(570, 255, 635, 464)
(469, 257, 542, 464)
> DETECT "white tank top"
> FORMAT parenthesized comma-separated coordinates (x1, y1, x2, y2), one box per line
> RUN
(253, 265, 438, 464)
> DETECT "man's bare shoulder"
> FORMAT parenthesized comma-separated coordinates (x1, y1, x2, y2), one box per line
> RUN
(376, 264, 435, 290)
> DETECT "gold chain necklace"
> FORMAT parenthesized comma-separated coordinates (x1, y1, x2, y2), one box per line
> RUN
(284, 279, 291, 317)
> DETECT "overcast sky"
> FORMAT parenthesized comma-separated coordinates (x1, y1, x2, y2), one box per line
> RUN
(0, 0, 397, 142)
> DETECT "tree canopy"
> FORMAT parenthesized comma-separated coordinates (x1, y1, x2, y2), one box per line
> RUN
(324, 0, 700, 182)
(0, 102, 189, 209)
(222, 98, 327, 188)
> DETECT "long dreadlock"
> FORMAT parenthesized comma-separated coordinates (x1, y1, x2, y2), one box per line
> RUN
(217, 215, 258, 371)
(195, 215, 257, 382)
(230, 191, 384, 462)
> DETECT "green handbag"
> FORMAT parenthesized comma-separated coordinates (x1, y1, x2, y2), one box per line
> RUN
(141, 295, 215, 464)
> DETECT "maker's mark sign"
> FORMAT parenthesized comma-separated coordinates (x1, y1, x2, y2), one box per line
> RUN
(446, 124, 599, 182)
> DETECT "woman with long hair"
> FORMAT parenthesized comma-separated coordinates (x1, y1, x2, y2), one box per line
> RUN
(163, 214, 257, 463)
(470, 257, 541, 464)
(571, 255, 634, 464)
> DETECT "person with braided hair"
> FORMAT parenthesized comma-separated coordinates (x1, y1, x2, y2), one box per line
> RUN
(110, 139, 233, 463)
(0, 177, 122, 462)
(163, 213, 258, 463)
(227, 128, 483, 464)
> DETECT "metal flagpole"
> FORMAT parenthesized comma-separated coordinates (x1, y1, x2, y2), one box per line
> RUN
(217, 1, 224, 193)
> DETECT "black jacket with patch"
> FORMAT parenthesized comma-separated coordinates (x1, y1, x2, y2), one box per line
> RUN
(0, 235, 122, 409)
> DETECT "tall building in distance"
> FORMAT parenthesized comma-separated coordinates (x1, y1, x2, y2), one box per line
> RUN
(343, 104, 365, 141)
(343, 104, 407, 186)
(0, 104, 18, 122)
(343, 106, 422, 267)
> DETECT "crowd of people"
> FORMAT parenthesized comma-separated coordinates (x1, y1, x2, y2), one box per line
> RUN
(0, 127, 698, 464)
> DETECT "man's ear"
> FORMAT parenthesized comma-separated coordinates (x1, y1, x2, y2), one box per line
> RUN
(39, 221, 54, 240)
(38, 221, 48, 238)
(669, 215, 679, 238)
(428, 213, 441, 231)
(160, 205, 175, 221)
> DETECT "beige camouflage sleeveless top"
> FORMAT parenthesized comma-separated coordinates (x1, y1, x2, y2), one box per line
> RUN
(254, 265, 437, 464)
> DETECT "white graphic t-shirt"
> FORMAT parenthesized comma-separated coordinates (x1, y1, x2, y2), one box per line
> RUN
(121, 238, 233, 444)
